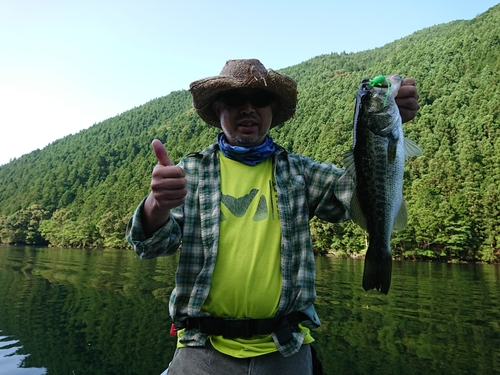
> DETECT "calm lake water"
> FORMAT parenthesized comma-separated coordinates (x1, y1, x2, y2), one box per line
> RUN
(1, 245, 499, 375)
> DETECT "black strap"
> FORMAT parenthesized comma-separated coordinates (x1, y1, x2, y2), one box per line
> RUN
(183, 311, 308, 345)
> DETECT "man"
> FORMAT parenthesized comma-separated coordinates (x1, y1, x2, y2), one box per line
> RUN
(126, 59, 419, 375)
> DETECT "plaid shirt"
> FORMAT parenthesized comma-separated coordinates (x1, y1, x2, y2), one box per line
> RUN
(126, 142, 353, 357)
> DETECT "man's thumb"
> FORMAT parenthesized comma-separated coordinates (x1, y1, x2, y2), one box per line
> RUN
(151, 139, 174, 166)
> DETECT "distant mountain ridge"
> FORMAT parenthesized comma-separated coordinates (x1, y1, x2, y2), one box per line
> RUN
(1, 4, 499, 262)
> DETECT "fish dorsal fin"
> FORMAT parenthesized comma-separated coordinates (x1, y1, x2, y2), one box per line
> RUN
(349, 189, 367, 231)
(404, 138, 423, 159)
(342, 149, 357, 182)
(393, 200, 408, 231)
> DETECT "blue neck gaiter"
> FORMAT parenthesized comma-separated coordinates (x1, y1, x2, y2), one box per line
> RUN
(217, 133, 276, 166)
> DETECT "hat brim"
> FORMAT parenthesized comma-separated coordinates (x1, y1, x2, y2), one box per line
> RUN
(190, 71, 297, 128)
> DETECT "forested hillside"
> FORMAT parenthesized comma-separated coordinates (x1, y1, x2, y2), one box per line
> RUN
(1, 4, 499, 262)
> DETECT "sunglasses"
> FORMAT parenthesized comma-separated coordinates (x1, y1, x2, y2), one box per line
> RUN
(217, 90, 276, 108)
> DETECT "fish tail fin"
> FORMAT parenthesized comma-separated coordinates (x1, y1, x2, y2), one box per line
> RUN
(362, 246, 392, 294)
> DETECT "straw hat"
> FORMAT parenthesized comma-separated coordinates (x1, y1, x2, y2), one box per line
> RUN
(189, 59, 297, 128)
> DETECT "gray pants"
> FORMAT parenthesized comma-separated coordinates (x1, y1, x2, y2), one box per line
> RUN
(164, 341, 313, 375)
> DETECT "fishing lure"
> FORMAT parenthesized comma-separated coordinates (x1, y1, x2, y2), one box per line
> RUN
(369, 75, 387, 87)
(369, 75, 392, 106)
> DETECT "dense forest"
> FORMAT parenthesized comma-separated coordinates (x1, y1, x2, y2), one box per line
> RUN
(1, 4, 499, 262)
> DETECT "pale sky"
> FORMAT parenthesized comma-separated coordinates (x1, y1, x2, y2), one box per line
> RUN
(1, 0, 498, 165)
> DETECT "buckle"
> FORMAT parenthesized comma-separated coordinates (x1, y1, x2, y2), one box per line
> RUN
(222, 318, 253, 339)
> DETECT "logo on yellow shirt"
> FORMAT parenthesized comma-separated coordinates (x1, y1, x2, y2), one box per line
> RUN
(221, 185, 274, 222)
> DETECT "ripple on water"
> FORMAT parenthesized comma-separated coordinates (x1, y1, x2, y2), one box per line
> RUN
(0, 333, 47, 375)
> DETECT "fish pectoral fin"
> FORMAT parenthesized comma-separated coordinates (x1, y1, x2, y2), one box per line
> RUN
(393, 200, 408, 231)
(404, 138, 423, 159)
(349, 189, 368, 231)
(342, 149, 357, 181)
(387, 139, 398, 163)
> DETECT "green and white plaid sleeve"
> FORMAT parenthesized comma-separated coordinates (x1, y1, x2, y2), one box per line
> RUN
(125, 198, 183, 259)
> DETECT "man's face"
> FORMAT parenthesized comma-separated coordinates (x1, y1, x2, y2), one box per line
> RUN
(212, 89, 276, 147)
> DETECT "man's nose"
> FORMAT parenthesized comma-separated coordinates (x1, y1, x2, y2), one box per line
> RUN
(240, 101, 256, 113)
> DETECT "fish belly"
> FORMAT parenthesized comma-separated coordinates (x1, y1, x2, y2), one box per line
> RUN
(355, 128, 404, 294)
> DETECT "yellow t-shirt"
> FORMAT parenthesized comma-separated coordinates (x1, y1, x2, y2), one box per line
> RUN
(197, 153, 313, 357)
(203, 153, 282, 318)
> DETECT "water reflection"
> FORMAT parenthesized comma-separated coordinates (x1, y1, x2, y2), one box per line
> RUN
(0, 246, 499, 375)
(0, 332, 46, 375)
(313, 257, 500, 375)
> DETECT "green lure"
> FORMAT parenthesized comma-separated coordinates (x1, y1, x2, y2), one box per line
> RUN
(369, 75, 387, 87)
(369, 75, 392, 106)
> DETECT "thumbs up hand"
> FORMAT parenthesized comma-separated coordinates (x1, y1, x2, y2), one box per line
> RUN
(150, 139, 187, 209)
(149, 139, 187, 210)
(152, 138, 176, 167)
(142, 139, 187, 237)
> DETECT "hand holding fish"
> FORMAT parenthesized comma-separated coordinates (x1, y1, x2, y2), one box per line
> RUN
(395, 77, 420, 123)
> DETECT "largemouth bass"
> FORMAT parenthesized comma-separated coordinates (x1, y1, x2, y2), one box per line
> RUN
(343, 75, 422, 294)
